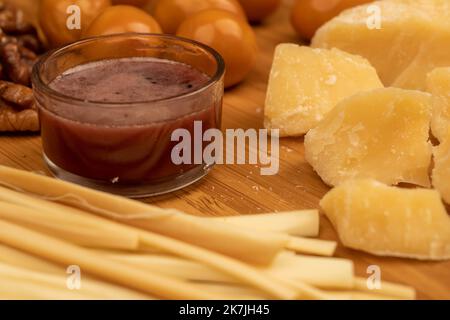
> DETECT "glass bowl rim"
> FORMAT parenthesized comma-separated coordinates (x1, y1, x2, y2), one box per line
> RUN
(32, 32, 225, 109)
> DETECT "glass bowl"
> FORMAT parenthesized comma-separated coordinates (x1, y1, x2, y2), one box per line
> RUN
(32, 33, 224, 198)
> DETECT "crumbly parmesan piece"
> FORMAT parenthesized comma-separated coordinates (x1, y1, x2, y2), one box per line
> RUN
(264, 44, 382, 136)
(320, 179, 450, 260)
(305, 88, 432, 187)
(312, 0, 450, 91)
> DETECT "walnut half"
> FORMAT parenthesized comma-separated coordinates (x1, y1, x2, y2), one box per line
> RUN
(0, 80, 38, 131)
(0, 34, 37, 86)
(0, 1, 34, 35)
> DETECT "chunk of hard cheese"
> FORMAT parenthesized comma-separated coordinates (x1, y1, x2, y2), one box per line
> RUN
(304, 88, 432, 187)
(432, 137, 450, 205)
(427, 67, 450, 142)
(264, 44, 383, 136)
(312, 0, 450, 91)
(320, 179, 450, 260)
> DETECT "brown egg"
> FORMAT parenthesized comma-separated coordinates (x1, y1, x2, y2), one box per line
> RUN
(238, 0, 281, 22)
(291, 0, 374, 40)
(39, 0, 111, 48)
(111, 0, 148, 6)
(83, 5, 162, 37)
(177, 9, 257, 88)
(152, 0, 246, 34)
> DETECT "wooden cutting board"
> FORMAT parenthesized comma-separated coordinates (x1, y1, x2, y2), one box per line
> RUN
(0, 0, 449, 300)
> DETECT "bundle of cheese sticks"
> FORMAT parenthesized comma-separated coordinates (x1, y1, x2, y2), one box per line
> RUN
(0, 165, 415, 300)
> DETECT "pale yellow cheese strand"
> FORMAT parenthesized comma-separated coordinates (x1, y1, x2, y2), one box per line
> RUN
(353, 277, 416, 300)
(0, 219, 229, 300)
(269, 252, 354, 289)
(0, 277, 95, 300)
(99, 252, 354, 290)
(187, 209, 332, 257)
(271, 275, 337, 300)
(286, 237, 337, 256)
(0, 239, 304, 300)
(211, 210, 320, 237)
(195, 283, 270, 300)
(0, 261, 152, 300)
(196, 285, 401, 301)
(0, 184, 141, 232)
(195, 286, 402, 301)
(326, 291, 400, 300)
(138, 233, 301, 299)
(0, 244, 62, 274)
(0, 165, 285, 265)
(0, 181, 173, 221)
(0, 198, 139, 250)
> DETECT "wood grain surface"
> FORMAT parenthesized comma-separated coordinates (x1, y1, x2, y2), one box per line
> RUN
(0, 0, 449, 300)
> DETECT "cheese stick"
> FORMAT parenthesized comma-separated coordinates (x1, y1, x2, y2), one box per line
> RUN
(138, 233, 302, 299)
(353, 277, 416, 300)
(0, 219, 229, 300)
(0, 165, 285, 265)
(286, 237, 337, 256)
(211, 210, 320, 237)
(0, 245, 290, 300)
(326, 291, 399, 300)
(0, 277, 95, 300)
(0, 245, 155, 299)
(0, 262, 152, 300)
(0, 244, 63, 274)
(0, 186, 139, 250)
(270, 252, 354, 289)
(195, 283, 270, 300)
(270, 275, 336, 300)
(193, 286, 400, 301)
(99, 251, 354, 289)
